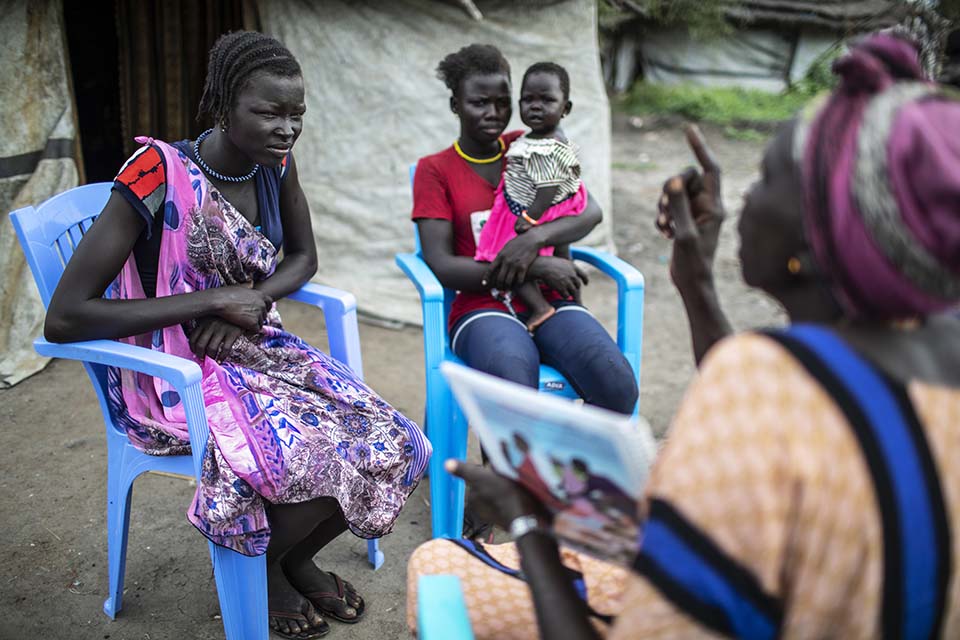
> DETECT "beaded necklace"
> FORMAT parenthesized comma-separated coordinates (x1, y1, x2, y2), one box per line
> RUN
(454, 137, 505, 164)
(193, 129, 260, 183)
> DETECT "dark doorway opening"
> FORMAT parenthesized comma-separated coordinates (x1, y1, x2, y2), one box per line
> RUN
(63, 0, 124, 183)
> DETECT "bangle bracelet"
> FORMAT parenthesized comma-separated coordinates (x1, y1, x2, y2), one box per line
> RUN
(509, 514, 542, 540)
(521, 211, 539, 226)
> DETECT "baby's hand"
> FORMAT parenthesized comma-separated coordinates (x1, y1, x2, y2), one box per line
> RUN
(514, 217, 532, 234)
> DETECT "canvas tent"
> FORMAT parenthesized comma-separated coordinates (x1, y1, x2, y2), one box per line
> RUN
(0, 0, 612, 386)
(0, 1, 82, 387)
(603, 0, 907, 92)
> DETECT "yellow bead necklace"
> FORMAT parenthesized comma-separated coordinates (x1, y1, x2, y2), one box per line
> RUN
(454, 137, 505, 164)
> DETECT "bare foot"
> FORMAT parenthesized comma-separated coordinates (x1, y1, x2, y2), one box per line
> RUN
(268, 562, 329, 638)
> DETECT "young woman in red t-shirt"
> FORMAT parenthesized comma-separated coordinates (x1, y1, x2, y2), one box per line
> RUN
(411, 44, 638, 537)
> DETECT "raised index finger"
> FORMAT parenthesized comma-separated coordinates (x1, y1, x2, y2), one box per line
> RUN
(685, 124, 720, 178)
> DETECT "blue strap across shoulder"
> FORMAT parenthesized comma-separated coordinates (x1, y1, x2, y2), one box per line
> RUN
(767, 325, 950, 640)
(631, 326, 950, 640)
(632, 497, 783, 639)
(448, 539, 612, 624)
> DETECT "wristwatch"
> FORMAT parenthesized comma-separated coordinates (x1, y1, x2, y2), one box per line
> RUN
(508, 514, 542, 540)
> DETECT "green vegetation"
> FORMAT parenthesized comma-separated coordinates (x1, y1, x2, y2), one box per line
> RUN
(639, 0, 729, 37)
(599, 0, 728, 37)
(619, 83, 811, 126)
(615, 46, 842, 139)
(612, 160, 659, 171)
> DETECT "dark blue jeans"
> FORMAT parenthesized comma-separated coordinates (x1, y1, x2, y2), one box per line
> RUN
(450, 302, 638, 415)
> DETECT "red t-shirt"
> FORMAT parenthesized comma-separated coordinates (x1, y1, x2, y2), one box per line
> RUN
(411, 130, 562, 330)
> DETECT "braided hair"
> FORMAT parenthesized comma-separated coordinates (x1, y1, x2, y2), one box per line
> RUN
(436, 44, 511, 97)
(523, 62, 570, 101)
(197, 31, 302, 126)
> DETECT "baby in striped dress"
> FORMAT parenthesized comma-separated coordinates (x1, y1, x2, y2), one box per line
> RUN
(475, 62, 588, 332)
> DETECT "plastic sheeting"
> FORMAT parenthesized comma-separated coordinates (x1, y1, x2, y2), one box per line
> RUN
(0, 0, 80, 387)
(639, 27, 838, 93)
(258, 0, 613, 325)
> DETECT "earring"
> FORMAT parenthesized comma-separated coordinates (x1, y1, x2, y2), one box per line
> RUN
(220, 120, 228, 133)
(787, 256, 802, 275)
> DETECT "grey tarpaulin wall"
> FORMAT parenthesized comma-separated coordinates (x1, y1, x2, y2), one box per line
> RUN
(638, 28, 839, 93)
(0, 0, 80, 387)
(258, 0, 613, 325)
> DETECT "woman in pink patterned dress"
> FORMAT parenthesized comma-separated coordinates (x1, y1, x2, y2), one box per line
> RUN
(45, 31, 429, 639)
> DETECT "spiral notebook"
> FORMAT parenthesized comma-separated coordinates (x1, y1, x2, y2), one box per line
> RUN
(442, 361, 657, 565)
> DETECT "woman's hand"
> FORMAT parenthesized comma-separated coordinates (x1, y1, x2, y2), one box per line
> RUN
(450, 458, 603, 640)
(189, 317, 245, 363)
(446, 460, 549, 530)
(657, 125, 733, 365)
(213, 285, 273, 332)
(656, 125, 725, 291)
(482, 228, 546, 291)
(527, 256, 589, 299)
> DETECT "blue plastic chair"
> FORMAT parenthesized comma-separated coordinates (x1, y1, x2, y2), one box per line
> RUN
(10, 182, 383, 640)
(396, 164, 644, 539)
(418, 575, 474, 640)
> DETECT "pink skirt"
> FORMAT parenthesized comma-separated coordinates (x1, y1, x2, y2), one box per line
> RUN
(475, 181, 588, 262)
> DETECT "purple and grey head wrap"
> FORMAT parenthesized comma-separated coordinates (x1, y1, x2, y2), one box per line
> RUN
(794, 33, 960, 320)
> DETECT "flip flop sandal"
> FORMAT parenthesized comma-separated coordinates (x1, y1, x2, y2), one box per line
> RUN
(269, 610, 331, 639)
(303, 572, 366, 624)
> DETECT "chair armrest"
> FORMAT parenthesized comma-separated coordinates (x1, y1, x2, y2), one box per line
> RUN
(570, 247, 645, 395)
(34, 337, 202, 387)
(418, 575, 474, 640)
(570, 246, 644, 293)
(286, 282, 363, 379)
(287, 282, 357, 317)
(33, 337, 211, 476)
(395, 253, 451, 370)
(395, 253, 445, 304)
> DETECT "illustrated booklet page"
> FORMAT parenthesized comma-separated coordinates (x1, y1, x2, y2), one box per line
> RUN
(442, 361, 657, 565)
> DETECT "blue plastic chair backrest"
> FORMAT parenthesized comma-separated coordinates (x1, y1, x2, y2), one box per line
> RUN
(409, 162, 457, 321)
(11, 182, 113, 308)
(11, 182, 121, 432)
(410, 163, 425, 255)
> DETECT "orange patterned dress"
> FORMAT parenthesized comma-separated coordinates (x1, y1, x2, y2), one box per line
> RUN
(408, 330, 960, 639)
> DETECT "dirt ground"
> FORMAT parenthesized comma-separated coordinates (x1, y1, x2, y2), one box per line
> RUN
(0, 118, 783, 640)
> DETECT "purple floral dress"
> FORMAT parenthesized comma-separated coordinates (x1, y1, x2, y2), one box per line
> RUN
(107, 138, 430, 555)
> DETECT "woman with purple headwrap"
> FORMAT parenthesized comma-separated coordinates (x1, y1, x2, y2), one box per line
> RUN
(407, 33, 960, 638)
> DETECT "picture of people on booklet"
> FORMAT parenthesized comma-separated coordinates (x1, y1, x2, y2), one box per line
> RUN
(500, 434, 642, 564)
(444, 361, 656, 564)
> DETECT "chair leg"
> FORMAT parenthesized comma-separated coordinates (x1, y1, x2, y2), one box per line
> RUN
(448, 405, 468, 538)
(428, 377, 467, 539)
(427, 377, 450, 538)
(421, 411, 430, 479)
(103, 439, 135, 619)
(209, 541, 268, 640)
(367, 538, 384, 570)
